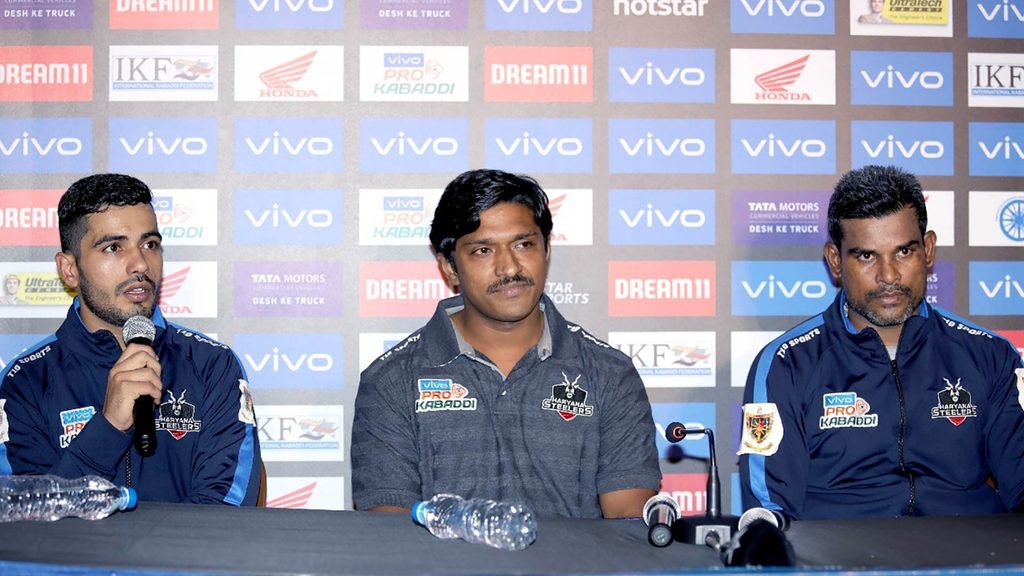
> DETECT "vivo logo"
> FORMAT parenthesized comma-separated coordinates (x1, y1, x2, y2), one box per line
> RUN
(741, 277, 829, 299)
(861, 67, 944, 89)
(739, 0, 825, 17)
(245, 349, 334, 372)
(620, 135, 706, 157)
(741, 135, 827, 158)
(119, 133, 208, 156)
(619, 206, 706, 228)
(245, 133, 333, 156)
(861, 136, 945, 159)
(247, 0, 332, 11)
(978, 276, 1024, 298)
(495, 0, 581, 13)
(384, 197, 424, 210)
(244, 206, 333, 228)
(978, 2, 1024, 21)
(0, 133, 82, 156)
(494, 134, 583, 156)
(371, 134, 459, 156)
(619, 64, 706, 86)
(384, 54, 423, 67)
(978, 137, 1024, 160)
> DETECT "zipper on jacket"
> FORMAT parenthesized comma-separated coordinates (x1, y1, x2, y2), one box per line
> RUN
(124, 451, 132, 488)
(890, 359, 916, 515)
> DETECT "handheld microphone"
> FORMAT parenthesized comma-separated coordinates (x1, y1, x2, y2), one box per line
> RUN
(665, 424, 739, 548)
(642, 494, 678, 547)
(739, 507, 790, 532)
(123, 315, 157, 457)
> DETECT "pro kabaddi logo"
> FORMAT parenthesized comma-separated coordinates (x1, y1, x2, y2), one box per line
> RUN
(819, 392, 878, 430)
(415, 378, 477, 413)
(156, 389, 202, 440)
(541, 371, 593, 421)
(930, 378, 978, 426)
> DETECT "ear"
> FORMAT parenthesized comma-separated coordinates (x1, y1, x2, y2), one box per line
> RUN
(923, 230, 937, 269)
(824, 242, 841, 281)
(437, 254, 459, 289)
(55, 251, 80, 290)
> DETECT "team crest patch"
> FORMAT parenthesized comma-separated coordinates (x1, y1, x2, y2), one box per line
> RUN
(820, 392, 878, 430)
(238, 379, 256, 425)
(738, 403, 782, 456)
(0, 399, 7, 444)
(415, 379, 478, 413)
(155, 389, 202, 440)
(58, 405, 95, 448)
(930, 378, 978, 426)
(1016, 368, 1024, 413)
(541, 372, 594, 421)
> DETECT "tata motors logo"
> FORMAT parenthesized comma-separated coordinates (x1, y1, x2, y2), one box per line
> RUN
(362, 0, 468, 30)
(608, 260, 715, 317)
(0, 189, 61, 246)
(256, 404, 344, 462)
(109, 45, 217, 101)
(486, 0, 590, 30)
(234, 261, 343, 318)
(969, 0, 1024, 39)
(968, 53, 1024, 108)
(0, 46, 91, 101)
(731, 119, 834, 174)
(732, 260, 835, 316)
(358, 189, 440, 246)
(235, 46, 344, 102)
(969, 122, 1024, 177)
(608, 47, 713, 103)
(235, 333, 343, 389)
(852, 120, 953, 176)
(109, 117, 217, 173)
(970, 262, 1024, 316)
(731, 0, 833, 34)
(731, 49, 835, 105)
(851, 50, 952, 106)
(609, 118, 714, 173)
(360, 261, 455, 317)
(360, 117, 468, 173)
(609, 189, 713, 246)
(968, 192, 1024, 247)
(234, 117, 343, 173)
(485, 117, 592, 173)
(485, 46, 592, 102)
(1, 0, 91, 29)
(0, 118, 91, 174)
(359, 45, 468, 102)
(731, 190, 828, 246)
(110, 0, 217, 29)
(236, 0, 343, 29)
(235, 189, 343, 246)
(609, 331, 715, 387)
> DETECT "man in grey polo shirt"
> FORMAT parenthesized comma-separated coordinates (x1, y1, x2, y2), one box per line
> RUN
(351, 169, 661, 518)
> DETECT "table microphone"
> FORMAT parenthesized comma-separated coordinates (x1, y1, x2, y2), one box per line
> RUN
(720, 517, 795, 567)
(665, 423, 739, 550)
(123, 315, 158, 457)
(739, 507, 790, 532)
(643, 494, 678, 547)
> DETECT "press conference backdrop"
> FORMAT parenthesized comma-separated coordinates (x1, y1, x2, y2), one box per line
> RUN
(1, 0, 1023, 514)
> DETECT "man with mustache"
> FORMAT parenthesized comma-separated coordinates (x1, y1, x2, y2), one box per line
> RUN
(351, 169, 661, 518)
(739, 165, 1024, 519)
(0, 173, 262, 505)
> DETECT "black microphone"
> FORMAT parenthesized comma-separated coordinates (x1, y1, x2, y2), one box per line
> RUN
(665, 424, 739, 548)
(642, 494, 678, 547)
(720, 518, 795, 567)
(123, 315, 157, 457)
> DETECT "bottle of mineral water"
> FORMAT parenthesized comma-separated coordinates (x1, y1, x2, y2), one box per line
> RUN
(0, 474, 137, 522)
(412, 493, 537, 551)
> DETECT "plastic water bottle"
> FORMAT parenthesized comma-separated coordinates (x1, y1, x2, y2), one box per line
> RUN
(0, 474, 137, 522)
(412, 493, 537, 551)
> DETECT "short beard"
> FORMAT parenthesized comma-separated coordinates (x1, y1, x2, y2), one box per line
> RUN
(846, 286, 919, 328)
(77, 270, 159, 328)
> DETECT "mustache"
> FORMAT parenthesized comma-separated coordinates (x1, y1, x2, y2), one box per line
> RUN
(486, 275, 534, 294)
(867, 284, 911, 300)
(116, 274, 157, 295)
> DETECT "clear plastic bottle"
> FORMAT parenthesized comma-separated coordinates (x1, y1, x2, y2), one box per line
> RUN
(412, 493, 537, 551)
(0, 474, 137, 522)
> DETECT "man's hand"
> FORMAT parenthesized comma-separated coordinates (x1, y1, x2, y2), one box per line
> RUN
(103, 343, 163, 431)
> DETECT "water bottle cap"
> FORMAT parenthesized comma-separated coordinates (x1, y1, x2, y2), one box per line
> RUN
(411, 501, 426, 526)
(122, 487, 138, 510)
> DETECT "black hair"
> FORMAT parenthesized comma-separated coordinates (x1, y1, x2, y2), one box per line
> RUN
(429, 169, 553, 263)
(58, 173, 153, 256)
(827, 165, 927, 249)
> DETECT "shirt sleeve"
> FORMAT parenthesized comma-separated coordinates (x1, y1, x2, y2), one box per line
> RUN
(595, 361, 662, 495)
(985, 341, 1024, 511)
(350, 363, 422, 510)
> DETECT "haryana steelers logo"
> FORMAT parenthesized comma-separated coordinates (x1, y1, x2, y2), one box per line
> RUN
(999, 197, 1024, 242)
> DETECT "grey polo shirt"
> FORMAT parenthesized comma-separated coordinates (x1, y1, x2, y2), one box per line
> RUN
(350, 294, 662, 518)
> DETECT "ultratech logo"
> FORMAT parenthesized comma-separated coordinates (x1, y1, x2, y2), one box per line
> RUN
(485, 46, 592, 102)
(0, 46, 92, 102)
(415, 379, 478, 413)
(541, 372, 593, 421)
(930, 378, 978, 426)
(156, 389, 202, 439)
(612, 0, 708, 16)
(110, 0, 218, 29)
(819, 392, 878, 430)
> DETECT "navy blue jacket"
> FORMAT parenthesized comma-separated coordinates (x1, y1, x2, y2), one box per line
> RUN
(0, 300, 261, 505)
(740, 291, 1024, 519)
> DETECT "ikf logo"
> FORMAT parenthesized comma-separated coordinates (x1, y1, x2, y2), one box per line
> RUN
(486, 0, 592, 30)
(256, 404, 344, 462)
(652, 403, 715, 460)
(235, 117, 343, 173)
(731, 119, 835, 174)
(359, 46, 469, 102)
(968, 192, 1024, 246)
(969, 0, 1024, 38)
(0, 46, 91, 101)
(852, 121, 954, 176)
(970, 122, 1024, 176)
(153, 189, 218, 246)
(236, 0, 343, 29)
(234, 46, 345, 102)
(608, 48, 714, 104)
(360, 261, 455, 317)
(850, 51, 953, 106)
(0, 189, 61, 246)
(732, 260, 835, 316)
(730, 49, 836, 105)
(485, 46, 592, 102)
(0, 118, 91, 174)
(109, 117, 217, 173)
(730, 0, 833, 34)
(608, 261, 715, 317)
(360, 118, 468, 173)
(608, 189, 714, 246)
(970, 262, 1024, 315)
(235, 333, 343, 389)
(109, 45, 218, 102)
(609, 119, 715, 174)
(968, 53, 1024, 108)
(358, 189, 441, 246)
(234, 189, 343, 245)
(485, 118, 592, 173)
(608, 331, 715, 388)
(110, 0, 217, 29)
